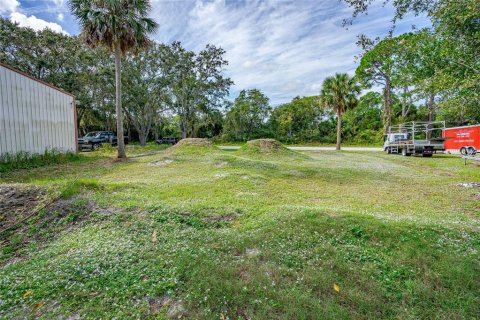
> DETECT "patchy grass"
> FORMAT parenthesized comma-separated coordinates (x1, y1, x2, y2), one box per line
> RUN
(0, 145, 479, 319)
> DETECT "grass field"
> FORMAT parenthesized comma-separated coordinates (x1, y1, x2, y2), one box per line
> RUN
(1, 142, 479, 319)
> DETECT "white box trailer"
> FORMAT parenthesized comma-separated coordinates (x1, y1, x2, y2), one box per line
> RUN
(0, 63, 77, 156)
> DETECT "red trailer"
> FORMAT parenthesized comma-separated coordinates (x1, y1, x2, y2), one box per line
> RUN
(443, 125, 480, 154)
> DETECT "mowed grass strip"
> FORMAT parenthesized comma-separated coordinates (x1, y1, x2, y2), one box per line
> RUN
(0, 144, 479, 319)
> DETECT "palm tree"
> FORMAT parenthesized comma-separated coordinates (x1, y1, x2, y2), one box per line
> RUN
(320, 73, 360, 150)
(69, 0, 158, 158)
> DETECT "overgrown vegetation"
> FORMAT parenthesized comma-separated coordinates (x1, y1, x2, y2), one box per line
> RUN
(1, 144, 479, 319)
(0, 150, 85, 174)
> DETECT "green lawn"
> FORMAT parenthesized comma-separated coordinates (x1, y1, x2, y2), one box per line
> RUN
(1, 143, 479, 319)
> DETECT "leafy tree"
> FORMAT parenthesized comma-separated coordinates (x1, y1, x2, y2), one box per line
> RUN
(344, 0, 480, 125)
(69, 0, 158, 158)
(223, 89, 271, 141)
(269, 96, 322, 143)
(343, 92, 382, 140)
(355, 36, 397, 131)
(320, 73, 360, 150)
(123, 43, 167, 145)
(159, 42, 232, 139)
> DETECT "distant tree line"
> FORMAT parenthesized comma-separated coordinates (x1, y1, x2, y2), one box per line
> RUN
(0, 18, 232, 146)
(0, 0, 478, 149)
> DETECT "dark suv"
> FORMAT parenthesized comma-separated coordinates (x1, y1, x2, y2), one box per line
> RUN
(78, 131, 129, 151)
(156, 137, 178, 145)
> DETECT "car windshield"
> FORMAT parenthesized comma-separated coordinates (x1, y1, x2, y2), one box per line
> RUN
(84, 132, 100, 138)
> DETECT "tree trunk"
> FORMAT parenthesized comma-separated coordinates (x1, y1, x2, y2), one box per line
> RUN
(114, 42, 126, 158)
(402, 86, 407, 118)
(427, 93, 435, 122)
(426, 92, 435, 139)
(336, 109, 342, 151)
(181, 121, 187, 139)
(139, 131, 147, 146)
(383, 78, 392, 133)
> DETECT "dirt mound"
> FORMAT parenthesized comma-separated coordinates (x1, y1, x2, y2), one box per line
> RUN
(238, 139, 301, 158)
(176, 138, 213, 147)
(245, 139, 284, 154)
(167, 138, 215, 154)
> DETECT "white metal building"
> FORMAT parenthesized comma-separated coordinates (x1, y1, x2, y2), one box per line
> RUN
(0, 63, 77, 156)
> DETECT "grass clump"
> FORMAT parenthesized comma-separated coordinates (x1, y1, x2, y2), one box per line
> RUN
(0, 150, 84, 174)
(167, 138, 216, 155)
(237, 139, 305, 159)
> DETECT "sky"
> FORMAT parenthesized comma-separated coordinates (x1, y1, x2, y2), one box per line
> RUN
(0, 0, 430, 105)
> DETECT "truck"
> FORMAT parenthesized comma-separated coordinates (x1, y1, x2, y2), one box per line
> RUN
(78, 131, 129, 151)
(383, 121, 446, 157)
(443, 125, 480, 155)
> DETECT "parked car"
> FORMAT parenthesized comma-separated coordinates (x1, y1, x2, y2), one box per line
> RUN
(156, 137, 179, 145)
(78, 131, 129, 151)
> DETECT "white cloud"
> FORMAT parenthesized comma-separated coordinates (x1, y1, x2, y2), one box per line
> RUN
(57, 12, 64, 21)
(0, 0, 19, 14)
(148, 0, 430, 105)
(10, 12, 67, 34)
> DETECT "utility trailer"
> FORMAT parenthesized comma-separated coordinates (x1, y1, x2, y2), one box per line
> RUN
(443, 124, 480, 155)
(383, 121, 446, 157)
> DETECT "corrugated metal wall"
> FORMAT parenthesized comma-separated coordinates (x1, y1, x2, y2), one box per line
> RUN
(0, 64, 76, 156)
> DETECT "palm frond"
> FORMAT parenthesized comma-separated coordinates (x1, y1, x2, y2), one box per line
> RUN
(69, 0, 158, 54)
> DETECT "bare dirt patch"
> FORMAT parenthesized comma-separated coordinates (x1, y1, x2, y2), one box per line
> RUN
(146, 295, 185, 318)
(214, 161, 229, 168)
(457, 182, 480, 188)
(148, 158, 173, 167)
(0, 184, 46, 230)
(214, 172, 230, 178)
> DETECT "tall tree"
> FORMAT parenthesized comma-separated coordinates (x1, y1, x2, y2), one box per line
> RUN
(223, 89, 271, 141)
(320, 73, 360, 150)
(269, 96, 322, 143)
(344, 0, 480, 125)
(355, 36, 397, 131)
(123, 43, 167, 145)
(69, 0, 158, 158)
(160, 42, 232, 139)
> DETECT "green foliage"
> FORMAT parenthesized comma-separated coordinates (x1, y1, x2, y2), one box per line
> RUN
(269, 96, 323, 143)
(348, 0, 480, 126)
(122, 43, 167, 145)
(68, 0, 158, 55)
(342, 92, 383, 144)
(320, 73, 360, 149)
(159, 42, 233, 139)
(0, 150, 84, 174)
(223, 89, 272, 141)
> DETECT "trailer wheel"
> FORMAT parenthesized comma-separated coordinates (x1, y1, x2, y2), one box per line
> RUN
(401, 148, 411, 157)
(460, 147, 467, 155)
